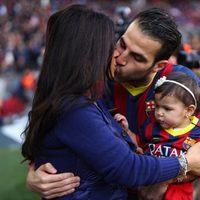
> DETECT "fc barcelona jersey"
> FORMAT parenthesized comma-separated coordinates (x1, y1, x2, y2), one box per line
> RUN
(103, 63, 200, 147)
(143, 116, 200, 200)
(102, 63, 200, 199)
(144, 116, 200, 157)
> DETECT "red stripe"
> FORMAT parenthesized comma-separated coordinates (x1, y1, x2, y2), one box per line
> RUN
(113, 83, 127, 115)
(140, 122, 154, 149)
(161, 62, 173, 76)
(137, 89, 148, 130)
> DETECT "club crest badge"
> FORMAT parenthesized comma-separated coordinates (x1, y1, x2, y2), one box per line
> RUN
(183, 137, 196, 150)
(145, 100, 155, 112)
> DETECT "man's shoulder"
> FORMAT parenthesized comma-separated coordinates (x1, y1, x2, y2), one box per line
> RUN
(169, 63, 197, 76)
(171, 63, 191, 72)
(161, 63, 200, 83)
(163, 63, 189, 74)
(171, 64, 200, 84)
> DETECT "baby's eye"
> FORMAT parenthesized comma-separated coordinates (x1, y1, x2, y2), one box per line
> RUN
(164, 107, 173, 111)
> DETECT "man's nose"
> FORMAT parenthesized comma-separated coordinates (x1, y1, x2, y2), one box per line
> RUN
(115, 49, 128, 66)
(113, 48, 120, 58)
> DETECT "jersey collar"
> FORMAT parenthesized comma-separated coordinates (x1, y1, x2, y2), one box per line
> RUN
(165, 116, 199, 136)
(121, 73, 157, 96)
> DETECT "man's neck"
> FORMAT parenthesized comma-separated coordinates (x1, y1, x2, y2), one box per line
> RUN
(128, 72, 156, 88)
(121, 73, 157, 96)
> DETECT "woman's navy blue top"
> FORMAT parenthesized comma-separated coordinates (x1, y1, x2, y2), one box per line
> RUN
(35, 97, 180, 200)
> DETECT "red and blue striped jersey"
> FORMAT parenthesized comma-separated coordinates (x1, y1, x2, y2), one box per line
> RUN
(144, 116, 200, 200)
(103, 63, 200, 147)
(102, 63, 200, 200)
(144, 116, 200, 157)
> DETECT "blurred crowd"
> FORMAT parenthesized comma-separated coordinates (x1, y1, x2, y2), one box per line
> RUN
(0, 0, 200, 199)
(0, 0, 200, 124)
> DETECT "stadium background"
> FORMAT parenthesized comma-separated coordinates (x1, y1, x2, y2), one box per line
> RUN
(0, 0, 199, 199)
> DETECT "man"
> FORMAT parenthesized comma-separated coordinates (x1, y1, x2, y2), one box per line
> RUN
(26, 8, 200, 199)
(105, 8, 200, 139)
(104, 8, 200, 200)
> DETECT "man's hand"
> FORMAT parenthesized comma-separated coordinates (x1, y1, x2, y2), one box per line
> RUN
(27, 163, 80, 199)
(185, 142, 200, 176)
(137, 182, 168, 200)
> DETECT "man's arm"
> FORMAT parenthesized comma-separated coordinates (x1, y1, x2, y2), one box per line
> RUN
(27, 163, 80, 199)
(137, 182, 169, 200)
(185, 142, 200, 175)
(136, 142, 200, 200)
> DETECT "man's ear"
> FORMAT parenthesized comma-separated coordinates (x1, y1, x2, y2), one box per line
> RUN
(152, 60, 169, 73)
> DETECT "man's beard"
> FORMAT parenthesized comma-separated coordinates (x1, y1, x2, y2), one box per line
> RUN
(128, 75, 152, 87)
(114, 64, 154, 87)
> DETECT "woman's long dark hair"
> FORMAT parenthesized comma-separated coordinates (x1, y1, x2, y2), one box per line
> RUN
(22, 4, 115, 162)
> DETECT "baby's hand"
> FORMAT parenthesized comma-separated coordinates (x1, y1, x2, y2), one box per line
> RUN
(114, 113, 129, 132)
(136, 146, 144, 154)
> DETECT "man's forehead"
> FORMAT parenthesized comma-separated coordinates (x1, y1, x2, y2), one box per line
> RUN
(123, 24, 162, 58)
(125, 21, 139, 35)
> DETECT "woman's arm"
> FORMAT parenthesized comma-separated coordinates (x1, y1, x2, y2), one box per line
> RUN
(55, 105, 180, 187)
(26, 105, 200, 198)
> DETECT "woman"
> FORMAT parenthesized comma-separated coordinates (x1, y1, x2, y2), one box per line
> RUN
(22, 4, 199, 200)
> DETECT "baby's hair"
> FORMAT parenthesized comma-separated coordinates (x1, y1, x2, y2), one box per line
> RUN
(155, 72, 200, 110)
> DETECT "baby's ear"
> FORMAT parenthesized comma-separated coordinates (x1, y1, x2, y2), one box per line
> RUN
(185, 105, 196, 117)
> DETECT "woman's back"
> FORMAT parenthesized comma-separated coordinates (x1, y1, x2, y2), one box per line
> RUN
(35, 98, 128, 199)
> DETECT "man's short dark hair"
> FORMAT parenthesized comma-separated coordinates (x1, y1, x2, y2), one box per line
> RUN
(134, 8, 182, 63)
